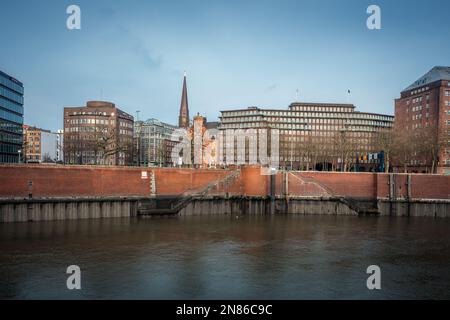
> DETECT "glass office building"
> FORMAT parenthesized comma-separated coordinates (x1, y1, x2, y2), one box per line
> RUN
(0, 70, 24, 163)
(134, 118, 177, 167)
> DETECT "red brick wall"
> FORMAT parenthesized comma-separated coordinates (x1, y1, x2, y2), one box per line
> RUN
(376, 174, 390, 198)
(283, 172, 448, 200)
(0, 165, 448, 200)
(285, 172, 377, 199)
(240, 166, 269, 196)
(411, 175, 449, 199)
(154, 168, 231, 195)
(0, 165, 232, 198)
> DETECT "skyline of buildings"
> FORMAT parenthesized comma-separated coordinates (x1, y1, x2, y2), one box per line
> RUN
(4, 1, 450, 130)
(1, 66, 449, 174)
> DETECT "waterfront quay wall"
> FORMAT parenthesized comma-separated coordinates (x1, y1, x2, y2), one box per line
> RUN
(0, 164, 235, 198)
(0, 164, 449, 222)
(0, 198, 139, 223)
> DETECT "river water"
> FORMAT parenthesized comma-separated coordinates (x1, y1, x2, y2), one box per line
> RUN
(1, 215, 450, 299)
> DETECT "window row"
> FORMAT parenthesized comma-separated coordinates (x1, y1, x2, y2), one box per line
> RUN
(0, 85, 24, 105)
(0, 75, 23, 94)
(0, 143, 21, 154)
(0, 108, 24, 124)
(0, 120, 22, 134)
(67, 118, 115, 125)
(410, 86, 430, 96)
(0, 96, 23, 115)
(69, 111, 110, 116)
(0, 131, 23, 144)
(0, 153, 19, 163)
(223, 111, 392, 121)
(290, 106, 352, 113)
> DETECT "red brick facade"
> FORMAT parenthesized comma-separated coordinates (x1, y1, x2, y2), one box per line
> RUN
(1, 165, 448, 200)
(394, 67, 450, 174)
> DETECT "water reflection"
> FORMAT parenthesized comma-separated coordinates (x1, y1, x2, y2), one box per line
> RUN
(1, 215, 450, 299)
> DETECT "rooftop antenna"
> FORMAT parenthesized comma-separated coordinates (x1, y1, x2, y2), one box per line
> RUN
(347, 89, 351, 104)
(296, 89, 299, 102)
(136, 110, 140, 122)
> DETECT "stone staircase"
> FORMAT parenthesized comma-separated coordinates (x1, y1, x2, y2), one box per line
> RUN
(137, 169, 241, 216)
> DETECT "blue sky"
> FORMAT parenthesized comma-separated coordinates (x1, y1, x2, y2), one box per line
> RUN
(1, 0, 449, 131)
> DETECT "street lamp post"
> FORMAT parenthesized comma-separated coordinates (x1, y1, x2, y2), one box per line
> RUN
(136, 111, 141, 167)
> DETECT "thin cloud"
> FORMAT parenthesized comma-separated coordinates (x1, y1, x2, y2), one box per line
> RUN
(265, 84, 277, 92)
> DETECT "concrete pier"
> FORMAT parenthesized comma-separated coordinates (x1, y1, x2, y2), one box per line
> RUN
(0, 198, 139, 223)
(1, 196, 449, 222)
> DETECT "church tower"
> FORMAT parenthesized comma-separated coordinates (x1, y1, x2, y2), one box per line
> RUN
(178, 71, 190, 128)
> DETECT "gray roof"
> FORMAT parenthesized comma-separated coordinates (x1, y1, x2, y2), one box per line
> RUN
(403, 66, 450, 92)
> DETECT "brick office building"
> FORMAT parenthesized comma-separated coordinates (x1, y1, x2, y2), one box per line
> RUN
(63, 101, 134, 166)
(219, 102, 394, 171)
(394, 66, 450, 174)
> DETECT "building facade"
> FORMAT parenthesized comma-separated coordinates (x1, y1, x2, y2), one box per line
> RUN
(63, 101, 134, 166)
(219, 102, 394, 171)
(134, 118, 177, 167)
(0, 70, 24, 163)
(394, 66, 450, 174)
(189, 113, 218, 168)
(23, 125, 59, 163)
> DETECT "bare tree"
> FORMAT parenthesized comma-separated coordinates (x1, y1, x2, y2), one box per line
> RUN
(391, 126, 419, 173)
(332, 129, 356, 172)
(301, 132, 318, 171)
(373, 129, 394, 173)
(416, 126, 447, 173)
(94, 127, 131, 165)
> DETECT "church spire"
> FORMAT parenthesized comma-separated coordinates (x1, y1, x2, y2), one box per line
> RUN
(178, 71, 189, 128)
